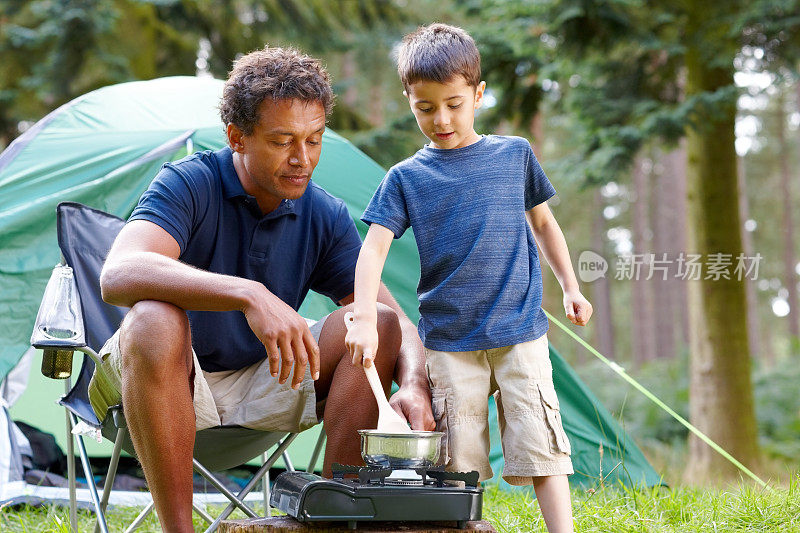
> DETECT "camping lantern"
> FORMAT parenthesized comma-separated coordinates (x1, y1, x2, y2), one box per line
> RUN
(30, 264, 86, 379)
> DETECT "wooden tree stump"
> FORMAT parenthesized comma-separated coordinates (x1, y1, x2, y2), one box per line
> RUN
(218, 517, 496, 533)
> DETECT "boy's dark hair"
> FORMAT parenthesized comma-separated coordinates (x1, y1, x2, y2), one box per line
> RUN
(396, 23, 481, 90)
(220, 46, 334, 135)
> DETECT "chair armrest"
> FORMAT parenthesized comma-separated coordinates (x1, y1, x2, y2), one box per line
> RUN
(33, 338, 87, 350)
(33, 344, 105, 381)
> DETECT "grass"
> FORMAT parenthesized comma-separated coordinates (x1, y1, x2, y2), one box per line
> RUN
(2, 476, 799, 532)
(483, 475, 800, 532)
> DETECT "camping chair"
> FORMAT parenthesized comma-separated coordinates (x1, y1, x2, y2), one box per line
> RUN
(30, 202, 327, 532)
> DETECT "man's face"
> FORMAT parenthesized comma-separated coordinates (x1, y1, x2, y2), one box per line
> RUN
(228, 98, 326, 213)
(405, 76, 485, 150)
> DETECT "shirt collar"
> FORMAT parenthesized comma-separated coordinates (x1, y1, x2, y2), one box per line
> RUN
(217, 147, 299, 219)
(262, 198, 297, 220)
(218, 146, 247, 200)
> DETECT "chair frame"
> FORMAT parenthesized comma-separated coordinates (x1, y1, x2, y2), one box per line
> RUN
(35, 203, 325, 531)
(56, 344, 325, 533)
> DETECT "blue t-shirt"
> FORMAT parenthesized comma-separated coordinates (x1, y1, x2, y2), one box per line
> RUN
(362, 135, 556, 351)
(129, 147, 362, 372)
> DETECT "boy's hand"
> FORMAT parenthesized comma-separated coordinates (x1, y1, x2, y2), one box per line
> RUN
(345, 316, 380, 367)
(563, 290, 593, 326)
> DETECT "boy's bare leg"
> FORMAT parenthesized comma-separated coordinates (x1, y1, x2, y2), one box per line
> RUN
(532, 474, 574, 533)
(120, 300, 196, 533)
(314, 303, 401, 475)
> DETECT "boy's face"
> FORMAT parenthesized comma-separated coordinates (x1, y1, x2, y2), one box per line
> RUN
(405, 76, 485, 150)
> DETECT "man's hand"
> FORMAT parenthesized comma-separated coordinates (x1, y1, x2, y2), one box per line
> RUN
(344, 316, 380, 367)
(563, 290, 593, 326)
(389, 383, 436, 431)
(242, 283, 320, 389)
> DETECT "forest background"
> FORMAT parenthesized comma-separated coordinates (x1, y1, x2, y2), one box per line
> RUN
(1, 0, 799, 486)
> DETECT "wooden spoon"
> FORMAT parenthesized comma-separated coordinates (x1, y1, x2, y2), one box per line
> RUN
(344, 312, 412, 434)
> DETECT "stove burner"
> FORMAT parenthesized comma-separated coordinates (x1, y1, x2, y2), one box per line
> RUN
(383, 478, 424, 486)
(427, 469, 481, 488)
(332, 463, 393, 484)
(331, 463, 480, 488)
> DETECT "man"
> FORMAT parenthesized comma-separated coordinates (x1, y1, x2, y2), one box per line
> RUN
(90, 47, 435, 532)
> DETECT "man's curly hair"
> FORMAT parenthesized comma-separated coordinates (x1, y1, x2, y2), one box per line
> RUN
(220, 46, 334, 135)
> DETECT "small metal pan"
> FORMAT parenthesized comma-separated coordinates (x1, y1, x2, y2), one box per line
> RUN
(358, 429, 445, 468)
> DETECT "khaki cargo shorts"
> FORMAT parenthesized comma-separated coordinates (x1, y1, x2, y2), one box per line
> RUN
(425, 333, 573, 485)
(88, 317, 326, 433)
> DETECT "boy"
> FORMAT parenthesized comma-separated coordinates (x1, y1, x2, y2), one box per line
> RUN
(345, 23, 592, 533)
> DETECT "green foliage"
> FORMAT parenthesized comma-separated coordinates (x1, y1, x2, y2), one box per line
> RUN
(576, 352, 800, 467)
(328, 104, 374, 132)
(579, 353, 690, 446)
(458, 0, 800, 185)
(91, 0, 411, 78)
(0, 0, 197, 143)
(462, 1, 552, 128)
(347, 114, 427, 169)
(0, 0, 412, 146)
(738, 0, 800, 69)
(752, 358, 800, 461)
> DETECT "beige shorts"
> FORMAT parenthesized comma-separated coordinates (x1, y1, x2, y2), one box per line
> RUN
(88, 317, 326, 433)
(425, 333, 573, 485)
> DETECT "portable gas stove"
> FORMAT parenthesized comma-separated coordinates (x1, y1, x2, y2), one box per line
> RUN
(270, 463, 483, 530)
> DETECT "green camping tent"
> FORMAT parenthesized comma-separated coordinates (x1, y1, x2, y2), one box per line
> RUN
(0, 76, 662, 488)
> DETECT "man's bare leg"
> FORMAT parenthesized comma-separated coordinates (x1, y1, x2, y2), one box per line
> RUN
(120, 300, 196, 533)
(314, 303, 401, 475)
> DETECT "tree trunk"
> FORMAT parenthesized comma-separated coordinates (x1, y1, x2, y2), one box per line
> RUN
(592, 188, 616, 359)
(632, 156, 656, 364)
(737, 156, 766, 363)
(369, 67, 385, 127)
(661, 143, 691, 351)
(652, 146, 684, 359)
(683, 33, 760, 482)
(776, 89, 799, 341)
(529, 112, 544, 160)
(342, 50, 358, 108)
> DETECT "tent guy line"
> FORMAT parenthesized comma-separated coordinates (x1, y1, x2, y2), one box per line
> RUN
(544, 309, 770, 489)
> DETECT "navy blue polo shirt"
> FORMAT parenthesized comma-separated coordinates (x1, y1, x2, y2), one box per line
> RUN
(129, 147, 362, 372)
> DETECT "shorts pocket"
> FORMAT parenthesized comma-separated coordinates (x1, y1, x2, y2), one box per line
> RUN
(537, 383, 571, 456)
(88, 366, 117, 423)
(430, 388, 451, 466)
